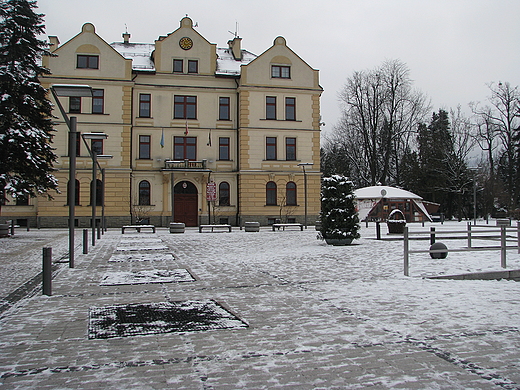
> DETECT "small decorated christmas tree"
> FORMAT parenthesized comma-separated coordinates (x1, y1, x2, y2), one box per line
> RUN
(318, 175, 360, 245)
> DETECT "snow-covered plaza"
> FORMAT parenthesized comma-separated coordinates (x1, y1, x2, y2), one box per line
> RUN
(0, 221, 519, 389)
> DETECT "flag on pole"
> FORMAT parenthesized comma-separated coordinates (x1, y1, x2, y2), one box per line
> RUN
(184, 118, 189, 136)
(160, 128, 164, 148)
(207, 129, 212, 146)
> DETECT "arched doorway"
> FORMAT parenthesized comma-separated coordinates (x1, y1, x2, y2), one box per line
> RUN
(174, 181, 198, 227)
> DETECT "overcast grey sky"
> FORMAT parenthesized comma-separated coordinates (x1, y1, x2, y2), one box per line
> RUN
(38, 0, 520, 134)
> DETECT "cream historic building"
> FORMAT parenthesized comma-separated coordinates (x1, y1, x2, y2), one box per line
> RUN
(3, 16, 322, 228)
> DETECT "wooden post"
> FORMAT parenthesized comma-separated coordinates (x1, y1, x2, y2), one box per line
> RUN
(501, 226, 507, 269)
(404, 226, 409, 276)
(517, 221, 520, 254)
(467, 222, 472, 248)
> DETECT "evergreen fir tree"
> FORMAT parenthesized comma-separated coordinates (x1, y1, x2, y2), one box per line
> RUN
(319, 175, 360, 243)
(0, 0, 58, 211)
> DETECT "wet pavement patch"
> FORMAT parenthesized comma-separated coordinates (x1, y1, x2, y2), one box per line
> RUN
(100, 269, 194, 285)
(88, 300, 248, 339)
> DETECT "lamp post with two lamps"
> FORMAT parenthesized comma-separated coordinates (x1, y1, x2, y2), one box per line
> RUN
(50, 85, 93, 268)
(297, 162, 314, 229)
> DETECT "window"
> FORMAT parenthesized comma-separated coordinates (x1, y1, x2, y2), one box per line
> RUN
(174, 95, 197, 119)
(271, 65, 290, 79)
(139, 180, 151, 205)
(219, 137, 230, 160)
(90, 179, 103, 206)
(219, 97, 230, 120)
(266, 137, 277, 160)
(285, 97, 296, 121)
(286, 182, 297, 206)
(188, 60, 198, 73)
(91, 139, 103, 155)
(139, 94, 151, 118)
(266, 181, 277, 205)
(173, 59, 183, 73)
(69, 97, 81, 113)
(15, 195, 29, 206)
(174, 136, 196, 160)
(219, 182, 230, 206)
(139, 135, 151, 159)
(77, 54, 99, 69)
(266, 96, 276, 120)
(92, 89, 104, 114)
(286, 137, 296, 161)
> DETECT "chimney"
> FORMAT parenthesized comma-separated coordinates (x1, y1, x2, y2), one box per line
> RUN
(122, 32, 131, 44)
(48, 36, 60, 51)
(228, 37, 242, 61)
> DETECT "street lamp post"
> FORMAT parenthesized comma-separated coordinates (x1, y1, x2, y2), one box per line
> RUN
(81, 133, 111, 247)
(50, 85, 93, 268)
(298, 163, 314, 229)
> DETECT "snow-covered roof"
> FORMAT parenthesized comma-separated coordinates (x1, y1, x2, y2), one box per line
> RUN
(354, 186, 423, 200)
(110, 42, 155, 70)
(216, 48, 256, 75)
(109, 42, 257, 74)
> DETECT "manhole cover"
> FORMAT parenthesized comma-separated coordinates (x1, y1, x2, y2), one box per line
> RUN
(100, 269, 194, 285)
(88, 300, 248, 339)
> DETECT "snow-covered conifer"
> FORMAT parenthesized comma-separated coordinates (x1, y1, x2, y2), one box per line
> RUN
(0, 0, 58, 211)
(319, 175, 360, 243)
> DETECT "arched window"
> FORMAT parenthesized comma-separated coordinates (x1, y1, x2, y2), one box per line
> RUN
(139, 180, 151, 205)
(286, 182, 297, 206)
(266, 181, 277, 205)
(219, 182, 230, 206)
(90, 179, 103, 206)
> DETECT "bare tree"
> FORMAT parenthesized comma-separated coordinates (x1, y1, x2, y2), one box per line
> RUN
(471, 82, 520, 212)
(332, 59, 430, 187)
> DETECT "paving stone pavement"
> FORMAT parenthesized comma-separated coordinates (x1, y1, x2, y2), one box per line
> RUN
(0, 226, 519, 389)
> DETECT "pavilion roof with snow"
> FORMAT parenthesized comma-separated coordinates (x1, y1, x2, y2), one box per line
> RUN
(354, 185, 433, 223)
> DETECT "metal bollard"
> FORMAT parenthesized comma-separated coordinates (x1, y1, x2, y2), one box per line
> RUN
(83, 229, 88, 254)
(430, 227, 436, 245)
(43, 247, 52, 296)
(376, 222, 381, 240)
(97, 224, 101, 240)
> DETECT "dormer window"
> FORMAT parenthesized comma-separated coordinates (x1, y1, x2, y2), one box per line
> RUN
(77, 54, 99, 69)
(271, 65, 290, 79)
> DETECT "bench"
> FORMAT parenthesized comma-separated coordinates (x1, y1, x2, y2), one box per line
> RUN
(122, 225, 156, 234)
(272, 223, 304, 231)
(199, 224, 232, 233)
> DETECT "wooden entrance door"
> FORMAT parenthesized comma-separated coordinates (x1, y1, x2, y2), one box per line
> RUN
(174, 181, 198, 227)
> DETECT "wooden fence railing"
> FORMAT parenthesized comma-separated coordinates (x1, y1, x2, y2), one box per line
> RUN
(403, 222, 520, 276)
